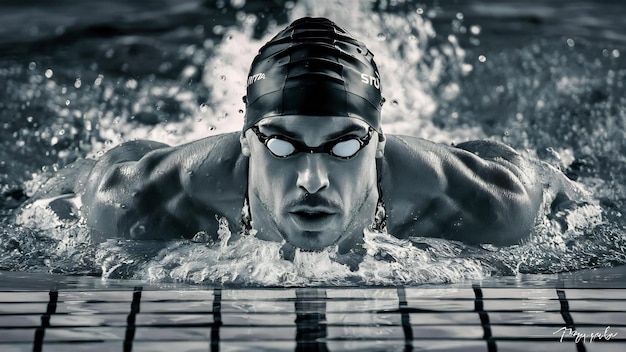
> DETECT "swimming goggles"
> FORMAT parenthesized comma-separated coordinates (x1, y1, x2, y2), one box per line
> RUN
(250, 125, 374, 160)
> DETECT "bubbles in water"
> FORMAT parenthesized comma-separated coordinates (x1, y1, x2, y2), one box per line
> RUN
(44, 69, 53, 78)
(478, 55, 487, 62)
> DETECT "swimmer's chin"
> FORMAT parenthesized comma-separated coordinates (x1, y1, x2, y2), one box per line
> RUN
(278, 226, 343, 252)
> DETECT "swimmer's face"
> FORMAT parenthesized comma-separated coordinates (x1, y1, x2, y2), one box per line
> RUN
(241, 115, 385, 251)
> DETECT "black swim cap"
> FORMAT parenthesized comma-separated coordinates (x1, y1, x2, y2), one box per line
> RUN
(243, 17, 384, 132)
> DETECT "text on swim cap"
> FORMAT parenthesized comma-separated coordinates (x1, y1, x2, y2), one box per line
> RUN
(360, 73, 380, 90)
(247, 73, 266, 87)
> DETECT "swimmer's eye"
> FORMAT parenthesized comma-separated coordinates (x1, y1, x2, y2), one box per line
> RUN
(330, 139, 361, 158)
(250, 126, 374, 160)
(265, 138, 297, 157)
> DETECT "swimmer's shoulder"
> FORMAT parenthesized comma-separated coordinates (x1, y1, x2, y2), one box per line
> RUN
(381, 134, 543, 245)
(383, 134, 524, 170)
(382, 134, 538, 198)
(92, 131, 247, 205)
(79, 132, 246, 240)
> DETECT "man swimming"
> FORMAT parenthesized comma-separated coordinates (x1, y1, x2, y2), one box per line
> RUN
(28, 17, 581, 257)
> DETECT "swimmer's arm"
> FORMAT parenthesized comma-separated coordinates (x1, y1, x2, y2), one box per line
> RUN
(79, 133, 247, 242)
(384, 137, 545, 245)
(448, 140, 545, 245)
(78, 140, 202, 241)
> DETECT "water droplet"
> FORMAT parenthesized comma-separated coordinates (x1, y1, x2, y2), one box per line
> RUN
(376, 33, 387, 41)
(612, 49, 620, 58)
(125, 79, 138, 89)
(238, 109, 244, 114)
(456, 12, 464, 20)
(28, 62, 36, 70)
(94, 74, 104, 86)
(58, 129, 65, 136)
(566, 38, 575, 47)
(220, 75, 226, 81)
(470, 25, 481, 35)
(65, 100, 70, 106)
(194, 25, 205, 35)
(478, 55, 487, 62)
(416, 8, 423, 15)
(45, 69, 53, 78)
(74, 78, 82, 89)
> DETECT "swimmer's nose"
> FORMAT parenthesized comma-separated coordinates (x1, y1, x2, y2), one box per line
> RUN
(296, 154, 330, 194)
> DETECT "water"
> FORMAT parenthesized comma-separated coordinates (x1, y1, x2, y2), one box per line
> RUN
(1, 0, 625, 286)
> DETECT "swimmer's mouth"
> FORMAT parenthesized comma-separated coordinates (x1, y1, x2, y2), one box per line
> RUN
(291, 210, 333, 218)
(289, 207, 338, 230)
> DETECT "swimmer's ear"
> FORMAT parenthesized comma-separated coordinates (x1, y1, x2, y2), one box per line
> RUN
(375, 132, 386, 158)
(240, 131, 251, 157)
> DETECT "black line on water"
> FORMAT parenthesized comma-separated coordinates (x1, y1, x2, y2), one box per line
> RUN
(33, 290, 58, 352)
(211, 288, 222, 352)
(123, 287, 142, 352)
(557, 289, 586, 352)
(295, 288, 328, 352)
(472, 284, 496, 352)
(397, 287, 413, 352)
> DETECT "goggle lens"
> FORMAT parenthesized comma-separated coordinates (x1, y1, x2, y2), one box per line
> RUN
(251, 126, 374, 160)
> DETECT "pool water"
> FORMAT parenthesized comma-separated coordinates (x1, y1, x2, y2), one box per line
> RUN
(0, 0, 625, 286)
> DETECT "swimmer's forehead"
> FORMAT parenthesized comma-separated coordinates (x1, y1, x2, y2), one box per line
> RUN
(257, 115, 370, 140)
